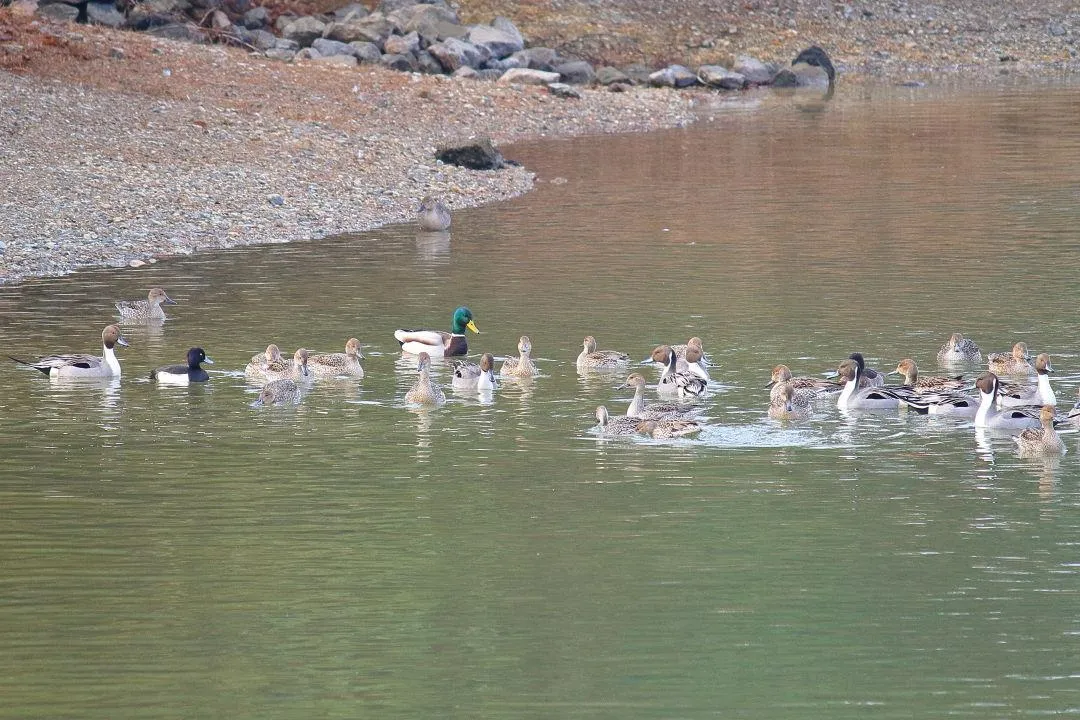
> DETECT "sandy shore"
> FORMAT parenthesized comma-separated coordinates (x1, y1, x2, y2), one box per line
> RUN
(0, 3, 1076, 285)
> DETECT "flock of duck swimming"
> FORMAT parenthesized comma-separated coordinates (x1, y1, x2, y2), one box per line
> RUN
(9, 289, 1076, 456)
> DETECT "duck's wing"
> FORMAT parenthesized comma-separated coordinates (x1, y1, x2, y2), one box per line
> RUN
(394, 329, 449, 346)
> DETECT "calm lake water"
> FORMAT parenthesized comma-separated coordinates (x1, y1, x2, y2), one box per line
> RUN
(3, 81, 1080, 719)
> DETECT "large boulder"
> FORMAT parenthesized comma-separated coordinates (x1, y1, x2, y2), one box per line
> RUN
(467, 24, 524, 59)
(402, 4, 464, 42)
(732, 55, 774, 85)
(492, 16, 524, 49)
(127, 0, 192, 29)
(554, 60, 595, 84)
(241, 6, 270, 29)
(37, 3, 79, 21)
(86, 2, 126, 27)
(331, 2, 368, 21)
(377, 0, 450, 13)
(312, 37, 355, 58)
(383, 31, 420, 56)
(324, 16, 392, 45)
(498, 68, 559, 85)
(415, 50, 443, 73)
(649, 64, 699, 88)
(595, 66, 631, 86)
(281, 16, 327, 47)
(349, 41, 383, 63)
(436, 139, 506, 170)
(427, 37, 488, 72)
(510, 46, 558, 71)
(698, 65, 746, 90)
(380, 52, 418, 72)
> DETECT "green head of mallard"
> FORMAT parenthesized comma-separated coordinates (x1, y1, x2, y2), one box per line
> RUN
(451, 306, 479, 335)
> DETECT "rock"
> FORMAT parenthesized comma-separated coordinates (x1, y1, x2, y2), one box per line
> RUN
(436, 139, 506, 170)
(623, 63, 653, 84)
(281, 16, 327, 47)
(126, 0, 191, 29)
(595, 65, 631, 85)
(492, 16, 524, 49)
(109, 46, 125, 59)
(485, 56, 523, 71)
(296, 47, 320, 60)
(415, 49, 443, 73)
(349, 41, 383, 63)
(210, 10, 230, 30)
(313, 54, 358, 67)
(312, 37, 355, 57)
(451, 66, 479, 79)
(37, 3, 78, 22)
(264, 47, 296, 61)
(146, 23, 209, 43)
(380, 52, 417, 72)
(383, 30, 419, 56)
(498, 67, 560, 85)
(245, 28, 277, 50)
(378, 0, 449, 13)
(1048, 21, 1068, 37)
(273, 14, 295, 33)
(332, 2, 368, 21)
(511, 46, 558, 71)
(649, 65, 699, 88)
(467, 24, 524, 59)
(732, 55, 773, 84)
(554, 59, 595, 84)
(548, 82, 581, 99)
(427, 37, 488, 72)
(86, 2, 126, 28)
(607, 81, 632, 93)
(698, 65, 746, 89)
(268, 194, 285, 207)
(475, 68, 502, 81)
(274, 37, 300, 51)
(325, 16, 391, 45)
(241, 6, 270, 29)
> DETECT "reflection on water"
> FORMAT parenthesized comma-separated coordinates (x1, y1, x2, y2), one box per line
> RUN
(3, 82, 1080, 718)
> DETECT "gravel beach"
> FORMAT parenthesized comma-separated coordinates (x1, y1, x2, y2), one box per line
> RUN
(0, 1, 1076, 285)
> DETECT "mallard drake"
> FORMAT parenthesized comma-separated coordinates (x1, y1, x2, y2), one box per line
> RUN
(620, 372, 695, 420)
(768, 382, 813, 421)
(115, 287, 177, 320)
(595, 405, 640, 436)
(988, 342, 1032, 375)
(998, 353, 1055, 408)
(395, 306, 478, 357)
(11, 324, 129, 378)
(576, 336, 629, 371)
(500, 335, 539, 378)
(890, 358, 965, 393)
(636, 418, 701, 439)
(307, 338, 364, 378)
(1013, 405, 1065, 456)
(417, 196, 452, 232)
(766, 364, 842, 401)
(404, 352, 446, 405)
(936, 333, 982, 365)
(151, 347, 213, 384)
(452, 352, 496, 392)
(252, 378, 301, 407)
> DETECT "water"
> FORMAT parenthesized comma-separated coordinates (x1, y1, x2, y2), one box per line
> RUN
(2, 82, 1080, 718)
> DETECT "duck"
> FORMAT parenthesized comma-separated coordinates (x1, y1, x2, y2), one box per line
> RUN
(11, 324, 129, 378)
(890, 358, 965, 393)
(637, 417, 702, 439)
(987, 342, 1032, 375)
(651, 345, 707, 398)
(847, 353, 886, 387)
(836, 355, 899, 410)
(254, 348, 309, 383)
(888, 386, 980, 417)
(1065, 387, 1080, 426)
(307, 338, 365, 378)
(768, 382, 813, 421)
(394, 306, 478, 357)
(151, 347, 213, 384)
(670, 336, 712, 367)
(576, 336, 629, 371)
(620, 372, 695, 420)
(115, 287, 177, 320)
(252, 378, 301, 407)
(595, 405, 641, 436)
(1012, 405, 1066, 457)
(417, 196, 452, 232)
(680, 345, 711, 382)
(791, 45, 836, 87)
(998, 353, 1055, 408)
(766, 364, 842, 401)
(452, 353, 497, 392)
(244, 344, 284, 378)
(973, 373, 1043, 430)
(936, 333, 982, 365)
(500, 335, 539, 378)
(404, 351, 446, 405)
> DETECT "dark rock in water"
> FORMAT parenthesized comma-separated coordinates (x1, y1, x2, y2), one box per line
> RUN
(415, 49, 443, 73)
(548, 82, 582, 99)
(649, 65, 699, 88)
(37, 2, 79, 22)
(241, 6, 270, 29)
(771, 68, 798, 87)
(384, 31, 420, 56)
(511, 46, 558, 71)
(281, 16, 327, 47)
(436, 139, 506, 170)
(595, 65, 631, 85)
(554, 59, 595, 84)
(312, 37, 355, 58)
(380, 52, 417, 72)
(698, 65, 745, 90)
(86, 2, 126, 28)
(349, 41, 382, 63)
(467, 24, 524, 59)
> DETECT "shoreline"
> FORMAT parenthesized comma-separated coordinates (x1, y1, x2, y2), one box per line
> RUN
(1, 8, 1077, 286)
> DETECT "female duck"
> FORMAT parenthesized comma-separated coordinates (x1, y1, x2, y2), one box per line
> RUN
(395, 306, 478, 357)
(671, 337, 712, 367)
(307, 338, 364, 378)
(620, 372, 694, 420)
(417, 196, 452, 232)
(404, 352, 446, 405)
(12, 324, 129, 378)
(936, 332, 982, 365)
(245, 344, 283, 376)
(595, 405, 641, 436)
(1013, 405, 1066, 457)
(974, 373, 1043, 429)
(252, 379, 301, 407)
(115, 287, 177, 320)
(836, 355, 898, 410)
(768, 382, 813, 421)
(637, 418, 702, 439)
(987, 342, 1032, 375)
(651, 345, 707, 398)
(998, 353, 1055, 408)
(766, 364, 841, 401)
(576, 336, 629, 371)
(500, 336, 539, 378)
(151, 347, 213, 384)
(452, 353, 497, 392)
(890, 358, 965, 393)
(251, 348, 309, 383)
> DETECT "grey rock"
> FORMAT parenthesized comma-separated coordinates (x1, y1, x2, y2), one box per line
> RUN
(332, 2, 369, 21)
(492, 16, 524, 49)
(485, 56, 524, 72)
(406, 11, 466, 44)
(511, 46, 558, 71)
(475, 68, 503, 81)
(296, 47, 321, 60)
(37, 2, 79, 22)
(209, 10, 230, 30)
(245, 29, 278, 50)
(427, 37, 488, 72)
(498, 67, 559, 85)
(623, 63, 653, 84)
(312, 37, 355, 57)
(548, 82, 581, 99)
(415, 49, 443, 73)
(281, 16, 327, 47)
(380, 52, 417, 72)
(126, 0, 191, 29)
(273, 14, 296, 33)
(109, 46, 125, 59)
(86, 2, 127, 28)
(146, 23, 209, 43)
(394, 3, 458, 28)
(467, 24, 524, 59)
(698, 65, 746, 90)
(649, 65, 699, 88)
(1048, 21, 1068, 37)
(771, 68, 799, 87)
(241, 6, 270, 29)
(554, 59, 595, 84)
(264, 47, 297, 61)
(349, 41, 383, 63)
(313, 54, 358, 67)
(325, 17, 391, 45)
(435, 138, 506, 170)
(732, 55, 773, 84)
(274, 37, 300, 51)
(384, 31, 420, 56)
(595, 66, 630, 85)
(268, 194, 285, 207)
(451, 66, 479, 79)
(378, 0, 449, 15)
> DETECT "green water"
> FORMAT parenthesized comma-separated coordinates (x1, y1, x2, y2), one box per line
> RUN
(2, 82, 1080, 718)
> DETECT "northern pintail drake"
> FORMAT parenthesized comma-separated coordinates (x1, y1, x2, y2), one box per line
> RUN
(670, 337, 712, 367)
(417, 196, 452, 232)
(637, 417, 702, 439)
(651, 345, 707, 398)
(151, 347, 212, 384)
(998, 353, 1055, 408)
(452, 353, 497, 392)
(987, 342, 1032, 375)
(11, 324, 129, 379)
(890, 358, 965, 393)
(115, 287, 177, 320)
(404, 352, 446, 405)
(395, 306, 478, 357)
(252, 378, 301, 407)
(595, 405, 641, 436)
(576, 336, 629, 371)
(936, 333, 982, 365)
(974, 373, 1043, 430)
(836, 356, 899, 410)
(621, 372, 695, 420)
(1012, 405, 1066, 457)
(500, 335, 539, 378)
(847, 353, 885, 387)
(766, 364, 841, 401)
(1065, 387, 1080, 426)
(768, 382, 813, 421)
(307, 338, 365, 378)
